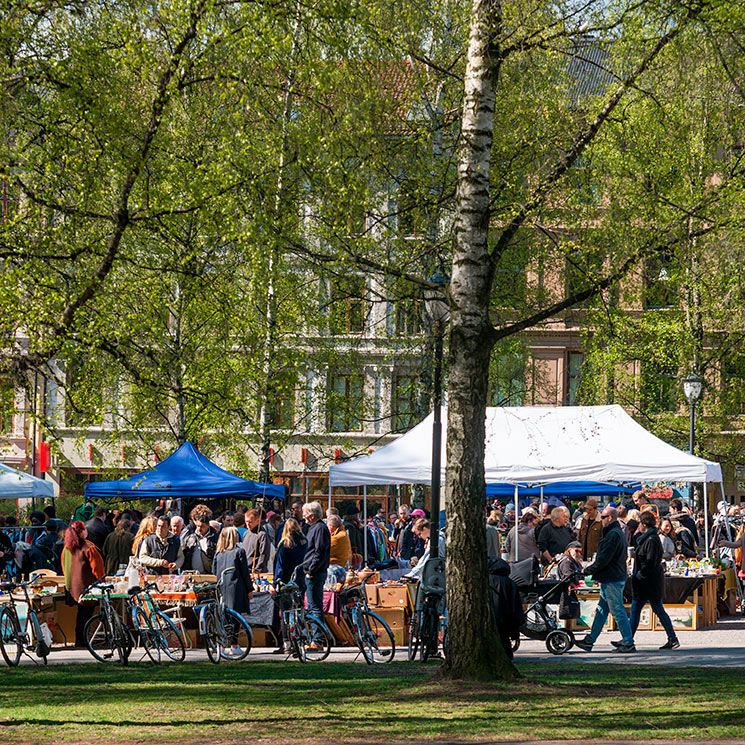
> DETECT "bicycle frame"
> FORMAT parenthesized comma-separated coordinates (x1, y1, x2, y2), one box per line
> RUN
(0, 581, 48, 659)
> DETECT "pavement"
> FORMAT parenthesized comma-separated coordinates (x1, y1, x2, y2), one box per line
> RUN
(11, 614, 745, 667)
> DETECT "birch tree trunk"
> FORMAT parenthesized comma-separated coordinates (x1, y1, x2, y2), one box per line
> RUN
(442, 0, 517, 681)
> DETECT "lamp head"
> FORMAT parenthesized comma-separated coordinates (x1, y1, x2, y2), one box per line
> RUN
(682, 370, 703, 404)
(424, 271, 450, 325)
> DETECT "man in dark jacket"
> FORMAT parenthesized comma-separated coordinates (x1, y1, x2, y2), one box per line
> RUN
(575, 506, 635, 653)
(302, 501, 331, 647)
(84, 506, 112, 552)
(394, 505, 416, 561)
(242, 508, 271, 573)
(488, 558, 526, 659)
(626, 510, 679, 650)
(537, 507, 574, 565)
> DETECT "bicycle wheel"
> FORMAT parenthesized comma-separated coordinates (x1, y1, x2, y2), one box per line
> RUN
(360, 611, 395, 664)
(0, 607, 22, 667)
(150, 611, 186, 662)
(204, 610, 221, 664)
(301, 616, 332, 662)
(133, 607, 161, 663)
(218, 609, 252, 661)
(29, 611, 50, 664)
(407, 611, 420, 661)
(85, 611, 129, 664)
(288, 615, 306, 663)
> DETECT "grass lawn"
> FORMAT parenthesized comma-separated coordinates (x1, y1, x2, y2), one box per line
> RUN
(1, 659, 744, 744)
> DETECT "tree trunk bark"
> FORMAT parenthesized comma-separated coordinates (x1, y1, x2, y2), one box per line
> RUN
(441, 0, 518, 681)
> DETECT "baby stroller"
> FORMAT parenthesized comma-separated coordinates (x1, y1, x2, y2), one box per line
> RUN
(509, 556, 578, 655)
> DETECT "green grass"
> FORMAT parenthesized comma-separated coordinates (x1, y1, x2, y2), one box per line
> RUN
(1, 660, 744, 743)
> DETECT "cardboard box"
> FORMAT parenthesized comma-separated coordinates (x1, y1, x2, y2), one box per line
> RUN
(363, 585, 379, 607)
(377, 585, 410, 610)
(324, 614, 356, 646)
(250, 628, 278, 648)
(372, 608, 409, 646)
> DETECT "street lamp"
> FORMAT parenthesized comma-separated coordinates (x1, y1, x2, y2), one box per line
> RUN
(682, 370, 704, 513)
(423, 272, 449, 560)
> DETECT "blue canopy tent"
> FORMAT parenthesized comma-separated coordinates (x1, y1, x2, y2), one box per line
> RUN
(485, 481, 641, 501)
(84, 442, 285, 503)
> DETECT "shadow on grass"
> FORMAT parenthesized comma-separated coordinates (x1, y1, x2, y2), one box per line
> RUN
(1, 661, 745, 743)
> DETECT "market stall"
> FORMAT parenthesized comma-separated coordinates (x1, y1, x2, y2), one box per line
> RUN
(329, 405, 724, 557)
(84, 441, 285, 507)
(0, 461, 55, 500)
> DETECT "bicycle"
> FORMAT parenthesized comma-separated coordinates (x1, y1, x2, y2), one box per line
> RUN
(83, 578, 132, 665)
(407, 557, 445, 662)
(0, 579, 52, 666)
(196, 569, 253, 663)
(274, 568, 332, 663)
(339, 575, 395, 664)
(128, 583, 186, 663)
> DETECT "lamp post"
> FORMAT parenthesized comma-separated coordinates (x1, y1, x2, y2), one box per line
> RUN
(423, 272, 449, 559)
(682, 370, 703, 510)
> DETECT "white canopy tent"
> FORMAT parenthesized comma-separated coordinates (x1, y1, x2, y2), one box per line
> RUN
(0, 461, 55, 500)
(329, 405, 723, 557)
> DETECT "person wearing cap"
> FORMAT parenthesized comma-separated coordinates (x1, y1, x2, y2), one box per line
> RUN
(575, 506, 635, 653)
(579, 499, 603, 560)
(557, 541, 584, 579)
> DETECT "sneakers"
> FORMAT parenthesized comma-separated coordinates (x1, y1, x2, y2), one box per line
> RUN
(574, 637, 594, 652)
(659, 638, 680, 650)
(612, 643, 636, 653)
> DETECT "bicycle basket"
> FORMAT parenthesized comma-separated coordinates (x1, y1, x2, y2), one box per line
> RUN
(276, 586, 303, 612)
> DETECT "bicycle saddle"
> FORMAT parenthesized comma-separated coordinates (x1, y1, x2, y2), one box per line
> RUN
(128, 585, 145, 596)
(0, 581, 17, 592)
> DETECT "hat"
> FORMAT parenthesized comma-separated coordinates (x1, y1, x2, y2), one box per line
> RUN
(266, 511, 277, 519)
(566, 541, 582, 550)
(344, 504, 360, 516)
(410, 509, 426, 518)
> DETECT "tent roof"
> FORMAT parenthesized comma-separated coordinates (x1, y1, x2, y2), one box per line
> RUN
(0, 462, 55, 499)
(84, 442, 285, 500)
(329, 405, 722, 486)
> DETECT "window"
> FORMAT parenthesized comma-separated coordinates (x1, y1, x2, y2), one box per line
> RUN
(0, 379, 14, 435)
(565, 351, 584, 405)
(1, 178, 14, 223)
(394, 299, 422, 336)
(641, 359, 678, 413)
(327, 373, 364, 432)
(722, 356, 745, 415)
(565, 245, 604, 306)
(492, 242, 529, 309)
(267, 389, 295, 430)
(393, 374, 418, 432)
(329, 276, 366, 334)
(490, 352, 525, 406)
(397, 180, 426, 238)
(644, 251, 676, 309)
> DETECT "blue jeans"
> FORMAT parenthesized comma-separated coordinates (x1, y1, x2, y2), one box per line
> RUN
(586, 580, 633, 646)
(305, 571, 327, 642)
(630, 596, 677, 642)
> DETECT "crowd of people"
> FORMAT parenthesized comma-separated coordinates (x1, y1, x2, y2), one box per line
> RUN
(2, 488, 743, 658)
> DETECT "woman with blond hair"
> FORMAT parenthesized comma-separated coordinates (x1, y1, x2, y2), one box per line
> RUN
(132, 515, 156, 559)
(213, 526, 254, 617)
(271, 518, 307, 653)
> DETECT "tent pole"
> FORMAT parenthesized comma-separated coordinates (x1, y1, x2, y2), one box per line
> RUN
(703, 481, 710, 559)
(328, 479, 332, 510)
(363, 485, 368, 567)
(539, 485, 544, 516)
(514, 484, 519, 562)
